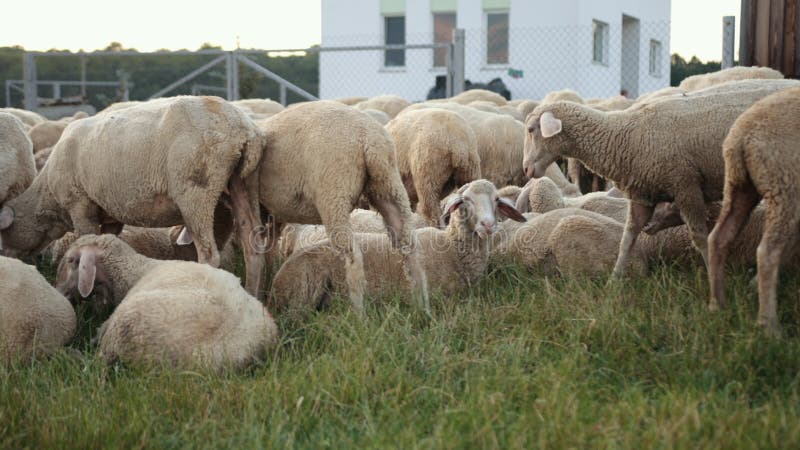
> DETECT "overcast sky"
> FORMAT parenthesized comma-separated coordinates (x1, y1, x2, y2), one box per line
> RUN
(1, 0, 739, 61)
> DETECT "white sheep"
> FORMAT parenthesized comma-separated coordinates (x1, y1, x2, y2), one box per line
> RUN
(269, 179, 526, 318)
(679, 66, 784, 92)
(354, 95, 411, 119)
(0, 255, 76, 361)
(231, 98, 285, 116)
(516, 176, 628, 223)
(0, 96, 267, 298)
(523, 79, 800, 279)
(360, 108, 391, 125)
(708, 86, 800, 335)
(55, 234, 277, 370)
(385, 108, 481, 225)
(257, 101, 428, 314)
(467, 101, 525, 121)
(449, 89, 508, 106)
(0, 113, 35, 207)
(0, 108, 46, 128)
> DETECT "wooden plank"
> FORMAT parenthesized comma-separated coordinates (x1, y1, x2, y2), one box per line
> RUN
(785, 0, 797, 76)
(755, 0, 771, 66)
(740, 0, 753, 66)
(796, 0, 800, 76)
(771, 0, 786, 72)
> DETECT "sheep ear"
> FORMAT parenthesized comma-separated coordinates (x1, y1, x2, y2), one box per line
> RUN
(439, 196, 464, 228)
(540, 112, 562, 138)
(175, 226, 193, 245)
(497, 197, 527, 222)
(78, 249, 97, 298)
(0, 206, 14, 230)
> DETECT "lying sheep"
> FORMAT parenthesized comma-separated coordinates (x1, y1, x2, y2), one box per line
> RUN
(0, 96, 266, 297)
(679, 66, 783, 92)
(0, 256, 76, 361)
(270, 180, 526, 318)
(708, 86, 800, 335)
(56, 235, 277, 370)
(354, 95, 411, 119)
(402, 102, 528, 187)
(385, 108, 481, 225)
(523, 79, 800, 279)
(0, 113, 35, 206)
(257, 101, 427, 314)
(516, 176, 628, 223)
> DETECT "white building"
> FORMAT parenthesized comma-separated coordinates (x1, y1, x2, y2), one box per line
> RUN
(320, 0, 671, 101)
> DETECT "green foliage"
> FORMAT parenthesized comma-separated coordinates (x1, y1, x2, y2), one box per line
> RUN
(0, 43, 319, 110)
(2, 260, 800, 448)
(671, 53, 723, 87)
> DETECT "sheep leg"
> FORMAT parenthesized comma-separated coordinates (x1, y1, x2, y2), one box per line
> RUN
(675, 190, 712, 271)
(755, 198, 799, 337)
(228, 173, 265, 300)
(707, 183, 759, 310)
(179, 198, 221, 268)
(320, 208, 365, 316)
(612, 201, 653, 278)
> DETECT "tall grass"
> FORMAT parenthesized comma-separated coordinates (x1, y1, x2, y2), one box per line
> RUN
(1, 262, 799, 449)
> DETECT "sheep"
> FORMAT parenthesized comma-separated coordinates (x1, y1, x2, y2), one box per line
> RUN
(515, 100, 540, 121)
(679, 66, 784, 92)
(257, 101, 428, 314)
(0, 113, 36, 206)
(0, 256, 76, 361)
(385, 108, 481, 225)
(0, 96, 267, 298)
(269, 179, 526, 318)
(468, 101, 525, 121)
(516, 176, 628, 223)
(354, 95, 411, 119)
(34, 146, 53, 172)
(361, 108, 391, 125)
(231, 98, 285, 116)
(523, 79, 800, 279)
(450, 89, 508, 106)
(496, 185, 523, 205)
(707, 87, 800, 335)
(55, 234, 277, 370)
(587, 95, 635, 112)
(541, 89, 583, 105)
(334, 96, 369, 106)
(402, 102, 528, 187)
(100, 100, 145, 113)
(0, 108, 45, 128)
(27, 112, 87, 152)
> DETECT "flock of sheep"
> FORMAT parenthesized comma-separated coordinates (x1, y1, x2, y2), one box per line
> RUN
(0, 65, 797, 371)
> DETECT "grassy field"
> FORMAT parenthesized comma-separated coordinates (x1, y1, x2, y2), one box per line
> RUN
(2, 262, 800, 449)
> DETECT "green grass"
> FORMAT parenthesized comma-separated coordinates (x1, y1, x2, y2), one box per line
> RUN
(2, 261, 800, 449)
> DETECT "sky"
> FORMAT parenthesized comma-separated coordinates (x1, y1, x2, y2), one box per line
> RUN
(1, 0, 739, 62)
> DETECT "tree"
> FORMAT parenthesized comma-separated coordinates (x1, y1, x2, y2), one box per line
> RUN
(670, 53, 722, 87)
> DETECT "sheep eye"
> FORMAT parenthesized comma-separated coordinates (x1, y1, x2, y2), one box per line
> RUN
(66, 256, 76, 264)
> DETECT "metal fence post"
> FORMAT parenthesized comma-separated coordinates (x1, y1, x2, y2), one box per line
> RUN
(226, 51, 240, 101)
(722, 16, 736, 69)
(445, 44, 453, 97)
(22, 52, 37, 111)
(451, 29, 466, 96)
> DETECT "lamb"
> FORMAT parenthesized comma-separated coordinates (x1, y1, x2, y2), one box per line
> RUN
(257, 101, 427, 314)
(0, 96, 267, 298)
(0, 256, 76, 361)
(0, 113, 36, 206)
(55, 234, 277, 370)
(679, 66, 783, 92)
(516, 176, 628, 223)
(707, 87, 800, 335)
(354, 95, 411, 118)
(269, 179, 526, 318)
(385, 108, 481, 225)
(523, 79, 800, 279)
(402, 102, 528, 187)
(450, 89, 508, 106)
(231, 98, 285, 116)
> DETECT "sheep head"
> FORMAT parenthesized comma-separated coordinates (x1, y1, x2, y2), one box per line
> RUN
(0, 184, 69, 258)
(439, 179, 526, 238)
(55, 235, 128, 306)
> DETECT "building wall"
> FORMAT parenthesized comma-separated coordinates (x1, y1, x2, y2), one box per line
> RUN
(320, 0, 671, 101)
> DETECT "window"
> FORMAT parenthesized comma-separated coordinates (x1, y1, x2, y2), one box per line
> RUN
(486, 12, 509, 65)
(433, 12, 456, 67)
(592, 20, 609, 65)
(649, 39, 662, 76)
(385, 16, 405, 67)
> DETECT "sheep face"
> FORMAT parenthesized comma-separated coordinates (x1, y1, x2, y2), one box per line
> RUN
(440, 179, 526, 237)
(55, 240, 111, 304)
(523, 110, 564, 180)
(0, 201, 68, 258)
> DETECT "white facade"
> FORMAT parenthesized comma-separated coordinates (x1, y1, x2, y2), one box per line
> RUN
(320, 0, 671, 101)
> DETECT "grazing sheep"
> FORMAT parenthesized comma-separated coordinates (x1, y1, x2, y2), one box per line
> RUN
(523, 79, 800, 279)
(270, 179, 526, 318)
(450, 89, 508, 106)
(0, 96, 266, 298)
(516, 176, 628, 223)
(708, 87, 800, 335)
(354, 95, 411, 119)
(0, 113, 36, 206)
(385, 108, 481, 225)
(257, 101, 427, 314)
(679, 66, 783, 92)
(56, 235, 277, 370)
(403, 102, 528, 187)
(0, 108, 45, 128)
(0, 256, 76, 361)
(231, 98, 284, 116)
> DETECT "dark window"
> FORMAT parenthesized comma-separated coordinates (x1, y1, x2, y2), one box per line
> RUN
(433, 13, 456, 67)
(385, 16, 405, 67)
(487, 12, 509, 65)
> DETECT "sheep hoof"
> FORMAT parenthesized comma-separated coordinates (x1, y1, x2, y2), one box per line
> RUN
(758, 319, 782, 338)
(707, 300, 720, 312)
